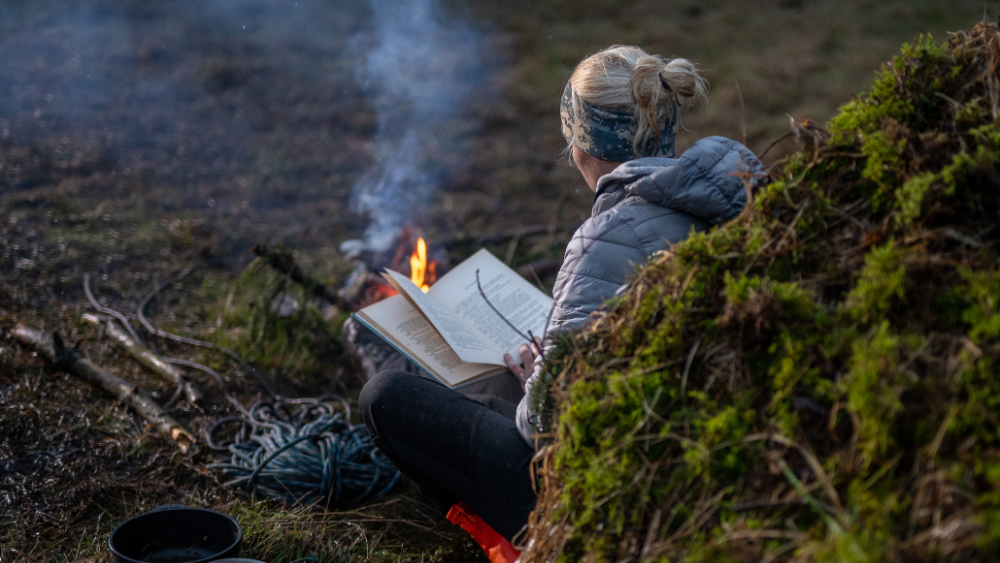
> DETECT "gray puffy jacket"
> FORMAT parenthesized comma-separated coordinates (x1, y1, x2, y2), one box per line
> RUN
(516, 136, 764, 445)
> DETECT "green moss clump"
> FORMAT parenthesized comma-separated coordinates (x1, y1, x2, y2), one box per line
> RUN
(523, 23, 1000, 563)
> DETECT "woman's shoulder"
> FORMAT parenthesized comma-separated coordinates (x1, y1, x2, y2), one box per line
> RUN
(675, 136, 761, 174)
(570, 209, 643, 247)
(625, 136, 766, 225)
(568, 202, 681, 261)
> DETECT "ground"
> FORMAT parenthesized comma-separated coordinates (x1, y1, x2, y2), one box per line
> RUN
(0, 0, 992, 561)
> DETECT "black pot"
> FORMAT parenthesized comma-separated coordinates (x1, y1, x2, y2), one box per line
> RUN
(108, 504, 242, 563)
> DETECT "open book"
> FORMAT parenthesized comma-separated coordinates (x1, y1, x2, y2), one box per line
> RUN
(352, 249, 554, 388)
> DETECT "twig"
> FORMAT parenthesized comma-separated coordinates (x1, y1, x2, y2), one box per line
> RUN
(475, 269, 533, 343)
(83, 273, 144, 345)
(82, 313, 203, 404)
(138, 264, 276, 399)
(713, 528, 805, 544)
(758, 131, 793, 163)
(731, 498, 807, 511)
(778, 460, 844, 535)
(165, 358, 240, 405)
(928, 403, 960, 462)
(639, 507, 662, 560)
(250, 243, 345, 308)
(769, 433, 844, 513)
(504, 234, 521, 266)
(11, 325, 196, 453)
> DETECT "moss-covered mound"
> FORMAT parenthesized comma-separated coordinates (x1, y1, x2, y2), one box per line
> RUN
(523, 23, 1000, 563)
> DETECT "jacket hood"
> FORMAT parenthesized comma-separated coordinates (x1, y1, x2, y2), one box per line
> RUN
(592, 136, 765, 225)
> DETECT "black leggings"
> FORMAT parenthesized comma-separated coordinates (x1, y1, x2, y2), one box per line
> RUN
(359, 370, 537, 541)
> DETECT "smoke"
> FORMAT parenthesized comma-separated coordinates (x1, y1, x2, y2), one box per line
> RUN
(348, 0, 488, 251)
(0, 0, 492, 253)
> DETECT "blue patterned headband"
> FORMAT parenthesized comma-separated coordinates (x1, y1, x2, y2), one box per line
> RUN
(560, 81, 678, 162)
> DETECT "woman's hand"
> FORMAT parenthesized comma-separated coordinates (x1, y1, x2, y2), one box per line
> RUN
(504, 340, 540, 391)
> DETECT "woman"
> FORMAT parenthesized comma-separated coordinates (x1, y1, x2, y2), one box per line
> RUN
(360, 45, 764, 543)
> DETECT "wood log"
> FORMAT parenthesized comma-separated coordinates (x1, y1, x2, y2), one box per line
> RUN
(81, 313, 203, 404)
(250, 243, 344, 308)
(11, 325, 196, 453)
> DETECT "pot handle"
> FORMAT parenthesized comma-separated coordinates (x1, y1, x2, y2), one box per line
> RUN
(149, 504, 189, 512)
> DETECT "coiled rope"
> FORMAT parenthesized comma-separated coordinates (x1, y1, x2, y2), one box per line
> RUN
(206, 396, 400, 506)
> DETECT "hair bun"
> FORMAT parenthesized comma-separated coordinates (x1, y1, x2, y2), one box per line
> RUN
(630, 55, 665, 110)
(657, 72, 673, 93)
(658, 58, 708, 109)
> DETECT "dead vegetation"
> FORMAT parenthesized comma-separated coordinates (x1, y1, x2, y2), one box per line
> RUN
(523, 22, 1000, 562)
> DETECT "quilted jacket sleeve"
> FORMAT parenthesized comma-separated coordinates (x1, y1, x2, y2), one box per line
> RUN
(516, 213, 647, 444)
(547, 214, 648, 334)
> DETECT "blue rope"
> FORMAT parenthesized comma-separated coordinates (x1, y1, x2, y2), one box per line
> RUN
(207, 396, 400, 506)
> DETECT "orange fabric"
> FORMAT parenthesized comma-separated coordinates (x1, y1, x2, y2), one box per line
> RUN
(446, 503, 521, 563)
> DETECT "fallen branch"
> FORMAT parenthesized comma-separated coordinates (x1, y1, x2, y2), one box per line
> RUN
(82, 313, 203, 405)
(251, 243, 345, 308)
(11, 325, 196, 453)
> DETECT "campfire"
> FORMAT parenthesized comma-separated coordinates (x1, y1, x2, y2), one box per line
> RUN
(339, 226, 445, 380)
(410, 237, 435, 293)
(339, 226, 443, 310)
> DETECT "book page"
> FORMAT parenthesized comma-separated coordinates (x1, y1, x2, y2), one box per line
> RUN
(427, 249, 554, 358)
(382, 270, 503, 365)
(354, 295, 505, 386)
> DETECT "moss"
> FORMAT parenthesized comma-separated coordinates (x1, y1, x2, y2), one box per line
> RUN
(960, 262, 1000, 342)
(844, 240, 907, 323)
(524, 23, 1000, 563)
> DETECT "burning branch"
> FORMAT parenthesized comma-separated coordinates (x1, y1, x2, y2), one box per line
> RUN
(11, 325, 196, 453)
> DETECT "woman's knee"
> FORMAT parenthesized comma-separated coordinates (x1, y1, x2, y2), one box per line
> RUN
(360, 370, 409, 409)
(359, 370, 417, 436)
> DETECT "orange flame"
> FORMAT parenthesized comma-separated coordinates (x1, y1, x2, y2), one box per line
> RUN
(410, 237, 431, 292)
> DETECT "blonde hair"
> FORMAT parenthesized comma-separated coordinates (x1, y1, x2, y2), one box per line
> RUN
(569, 46, 708, 154)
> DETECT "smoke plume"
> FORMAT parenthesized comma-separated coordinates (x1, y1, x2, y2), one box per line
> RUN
(349, 0, 487, 251)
